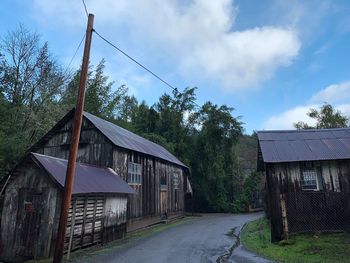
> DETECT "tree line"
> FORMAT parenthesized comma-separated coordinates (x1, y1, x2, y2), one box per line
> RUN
(0, 26, 262, 212)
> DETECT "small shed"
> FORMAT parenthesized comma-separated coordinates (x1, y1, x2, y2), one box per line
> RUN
(257, 128, 350, 241)
(0, 153, 136, 261)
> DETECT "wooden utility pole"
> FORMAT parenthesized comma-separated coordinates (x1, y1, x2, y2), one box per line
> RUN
(53, 13, 94, 263)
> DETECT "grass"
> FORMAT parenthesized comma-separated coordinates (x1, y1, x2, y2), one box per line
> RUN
(241, 217, 350, 263)
(28, 216, 192, 263)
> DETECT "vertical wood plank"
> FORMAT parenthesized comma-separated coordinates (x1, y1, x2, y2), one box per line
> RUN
(91, 195, 98, 244)
(67, 198, 77, 260)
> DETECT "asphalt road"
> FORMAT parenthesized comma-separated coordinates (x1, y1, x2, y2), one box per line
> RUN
(76, 213, 272, 263)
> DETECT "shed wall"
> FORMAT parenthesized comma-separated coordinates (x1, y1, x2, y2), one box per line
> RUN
(0, 164, 61, 260)
(113, 148, 185, 221)
(0, 164, 130, 261)
(36, 118, 113, 167)
(103, 195, 127, 242)
(266, 160, 350, 241)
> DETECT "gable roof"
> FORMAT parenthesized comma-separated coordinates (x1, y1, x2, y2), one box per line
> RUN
(257, 128, 350, 163)
(83, 111, 186, 168)
(32, 153, 136, 195)
(30, 109, 187, 168)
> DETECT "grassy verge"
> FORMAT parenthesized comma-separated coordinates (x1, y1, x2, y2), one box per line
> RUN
(241, 217, 350, 263)
(29, 217, 192, 263)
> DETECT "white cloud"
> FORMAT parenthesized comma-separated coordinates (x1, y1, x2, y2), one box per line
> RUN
(32, 0, 301, 91)
(264, 105, 318, 130)
(310, 81, 350, 104)
(263, 81, 350, 130)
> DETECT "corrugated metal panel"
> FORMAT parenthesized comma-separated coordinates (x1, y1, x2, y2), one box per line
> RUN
(83, 112, 187, 168)
(257, 128, 350, 163)
(32, 153, 136, 195)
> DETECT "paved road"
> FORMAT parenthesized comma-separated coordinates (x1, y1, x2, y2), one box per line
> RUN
(76, 213, 272, 263)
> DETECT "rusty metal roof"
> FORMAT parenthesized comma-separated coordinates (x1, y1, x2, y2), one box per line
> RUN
(83, 111, 187, 168)
(32, 153, 136, 195)
(257, 128, 350, 163)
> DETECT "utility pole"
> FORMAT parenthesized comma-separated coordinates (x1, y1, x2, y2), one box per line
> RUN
(53, 13, 94, 263)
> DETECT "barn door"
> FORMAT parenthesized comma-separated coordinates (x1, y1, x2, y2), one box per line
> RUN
(16, 188, 42, 259)
(160, 191, 168, 218)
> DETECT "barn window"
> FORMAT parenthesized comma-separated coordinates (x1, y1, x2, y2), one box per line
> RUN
(173, 173, 180, 189)
(160, 172, 167, 186)
(128, 162, 142, 185)
(301, 162, 318, 190)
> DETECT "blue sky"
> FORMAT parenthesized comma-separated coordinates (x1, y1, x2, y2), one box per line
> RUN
(1, 0, 350, 134)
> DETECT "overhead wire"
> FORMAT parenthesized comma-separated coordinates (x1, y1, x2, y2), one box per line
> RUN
(81, 0, 200, 108)
(82, 0, 89, 17)
(64, 33, 85, 75)
(93, 30, 179, 92)
(94, 30, 201, 108)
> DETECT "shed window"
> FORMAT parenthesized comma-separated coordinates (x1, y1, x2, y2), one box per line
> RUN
(173, 173, 180, 190)
(160, 172, 167, 186)
(128, 162, 142, 185)
(301, 169, 318, 190)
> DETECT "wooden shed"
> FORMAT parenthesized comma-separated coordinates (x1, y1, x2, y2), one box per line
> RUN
(257, 128, 350, 241)
(0, 153, 135, 261)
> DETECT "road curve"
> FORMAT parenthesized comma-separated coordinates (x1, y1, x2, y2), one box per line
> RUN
(75, 213, 272, 263)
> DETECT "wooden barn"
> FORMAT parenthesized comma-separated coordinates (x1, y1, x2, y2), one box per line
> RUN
(0, 153, 135, 261)
(28, 109, 191, 226)
(257, 128, 350, 241)
(0, 108, 191, 259)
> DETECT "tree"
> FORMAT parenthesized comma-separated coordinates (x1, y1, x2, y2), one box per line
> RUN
(155, 87, 197, 158)
(294, 103, 349, 129)
(60, 59, 131, 120)
(0, 25, 67, 177)
(189, 102, 243, 212)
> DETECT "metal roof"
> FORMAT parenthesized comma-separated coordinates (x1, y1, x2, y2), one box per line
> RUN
(257, 128, 350, 163)
(32, 153, 136, 195)
(83, 111, 187, 168)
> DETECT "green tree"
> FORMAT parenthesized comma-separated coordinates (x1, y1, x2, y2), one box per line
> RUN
(0, 25, 67, 177)
(155, 87, 196, 158)
(294, 103, 349, 129)
(60, 59, 129, 120)
(190, 102, 243, 212)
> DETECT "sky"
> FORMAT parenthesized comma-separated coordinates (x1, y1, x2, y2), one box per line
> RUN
(1, 0, 350, 134)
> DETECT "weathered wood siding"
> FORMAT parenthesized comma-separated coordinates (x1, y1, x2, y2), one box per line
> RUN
(268, 160, 350, 193)
(0, 161, 130, 261)
(0, 163, 61, 260)
(103, 195, 127, 242)
(64, 194, 127, 251)
(266, 160, 350, 241)
(65, 195, 104, 252)
(36, 118, 113, 167)
(33, 115, 187, 224)
(112, 148, 185, 221)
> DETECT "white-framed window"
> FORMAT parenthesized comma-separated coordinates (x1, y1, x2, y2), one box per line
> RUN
(302, 169, 318, 190)
(128, 162, 142, 185)
(301, 165, 318, 190)
(173, 173, 180, 190)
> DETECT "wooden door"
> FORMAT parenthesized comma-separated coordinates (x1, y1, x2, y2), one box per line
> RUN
(16, 188, 42, 260)
(160, 191, 168, 218)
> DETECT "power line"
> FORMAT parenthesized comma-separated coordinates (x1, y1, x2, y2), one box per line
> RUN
(93, 30, 178, 92)
(82, 0, 89, 17)
(64, 33, 85, 75)
(79, 1, 201, 108)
